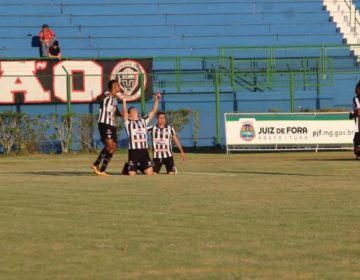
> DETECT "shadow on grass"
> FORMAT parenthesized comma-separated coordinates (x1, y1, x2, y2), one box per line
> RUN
(183, 170, 332, 177)
(297, 158, 357, 162)
(8, 170, 333, 177)
(19, 171, 145, 176)
(223, 170, 331, 177)
(24, 171, 96, 176)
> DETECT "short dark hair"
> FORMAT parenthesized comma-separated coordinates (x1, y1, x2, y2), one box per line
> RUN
(53, 40, 59, 46)
(42, 24, 49, 28)
(156, 111, 165, 118)
(108, 79, 118, 90)
(128, 106, 136, 114)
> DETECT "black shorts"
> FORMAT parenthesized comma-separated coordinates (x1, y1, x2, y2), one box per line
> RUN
(153, 157, 176, 173)
(99, 123, 117, 143)
(122, 162, 145, 175)
(128, 149, 153, 172)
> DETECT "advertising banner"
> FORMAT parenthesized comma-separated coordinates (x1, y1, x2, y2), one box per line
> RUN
(0, 58, 153, 104)
(225, 113, 355, 146)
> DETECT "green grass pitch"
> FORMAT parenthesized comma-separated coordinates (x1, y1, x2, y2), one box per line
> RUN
(1, 151, 360, 279)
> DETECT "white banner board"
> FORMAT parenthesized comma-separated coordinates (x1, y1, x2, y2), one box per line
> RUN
(225, 113, 356, 151)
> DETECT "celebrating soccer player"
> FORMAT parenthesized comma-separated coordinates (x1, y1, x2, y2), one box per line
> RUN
(122, 91, 161, 176)
(91, 80, 122, 176)
(147, 112, 186, 174)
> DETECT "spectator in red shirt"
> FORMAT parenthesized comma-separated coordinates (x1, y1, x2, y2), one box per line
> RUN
(39, 24, 56, 57)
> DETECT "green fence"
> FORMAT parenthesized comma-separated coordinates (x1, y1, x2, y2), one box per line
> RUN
(2, 44, 360, 145)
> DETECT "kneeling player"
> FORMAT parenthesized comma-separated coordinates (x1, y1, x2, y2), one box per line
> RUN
(121, 162, 145, 175)
(122, 91, 161, 176)
(147, 112, 186, 174)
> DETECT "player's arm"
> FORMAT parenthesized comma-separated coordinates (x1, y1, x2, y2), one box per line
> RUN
(355, 107, 360, 117)
(95, 92, 107, 102)
(115, 106, 122, 117)
(147, 91, 161, 121)
(354, 97, 360, 117)
(173, 133, 186, 161)
(355, 109, 360, 124)
(122, 98, 128, 120)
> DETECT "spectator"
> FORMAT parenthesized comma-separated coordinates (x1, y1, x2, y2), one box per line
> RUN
(39, 24, 56, 57)
(49, 41, 62, 59)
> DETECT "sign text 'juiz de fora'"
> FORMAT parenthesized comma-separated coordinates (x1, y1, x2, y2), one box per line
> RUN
(0, 59, 153, 104)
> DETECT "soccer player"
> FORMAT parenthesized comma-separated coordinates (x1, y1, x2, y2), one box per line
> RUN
(353, 81, 360, 130)
(147, 112, 186, 174)
(122, 91, 161, 176)
(352, 81, 360, 158)
(91, 80, 122, 176)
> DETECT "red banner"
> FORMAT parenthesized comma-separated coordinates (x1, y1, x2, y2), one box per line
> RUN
(0, 58, 153, 104)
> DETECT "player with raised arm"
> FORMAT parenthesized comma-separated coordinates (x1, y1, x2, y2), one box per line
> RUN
(91, 80, 122, 176)
(122, 91, 161, 176)
(147, 112, 186, 174)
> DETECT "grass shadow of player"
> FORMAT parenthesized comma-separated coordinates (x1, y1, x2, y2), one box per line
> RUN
(25, 171, 94, 177)
(297, 158, 356, 162)
(218, 170, 332, 177)
(23, 171, 126, 176)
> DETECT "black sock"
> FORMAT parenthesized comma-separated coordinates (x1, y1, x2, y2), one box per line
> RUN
(100, 152, 113, 172)
(93, 148, 107, 167)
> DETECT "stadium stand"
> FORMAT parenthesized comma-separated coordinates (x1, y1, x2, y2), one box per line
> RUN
(0, 0, 359, 147)
(0, 0, 345, 57)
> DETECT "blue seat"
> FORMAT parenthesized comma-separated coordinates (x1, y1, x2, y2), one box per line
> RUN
(0, 0, 358, 147)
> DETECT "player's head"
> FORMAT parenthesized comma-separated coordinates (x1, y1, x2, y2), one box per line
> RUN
(128, 106, 138, 120)
(157, 111, 166, 126)
(108, 79, 120, 93)
(356, 81, 360, 95)
(42, 24, 49, 31)
(53, 41, 59, 48)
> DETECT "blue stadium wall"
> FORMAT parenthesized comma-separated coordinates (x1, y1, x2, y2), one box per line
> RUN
(0, 0, 359, 148)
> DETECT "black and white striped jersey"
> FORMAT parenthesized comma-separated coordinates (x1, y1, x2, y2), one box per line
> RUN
(353, 96, 360, 112)
(353, 96, 360, 132)
(98, 93, 119, 127)
(147, 125, 176, 159)
(125, 116, 150, 150)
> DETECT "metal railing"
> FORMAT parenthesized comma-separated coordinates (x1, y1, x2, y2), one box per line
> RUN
(1, 43, 360, 145)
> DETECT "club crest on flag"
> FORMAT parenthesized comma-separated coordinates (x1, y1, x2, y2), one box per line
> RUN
(110, 60, 147, 102)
